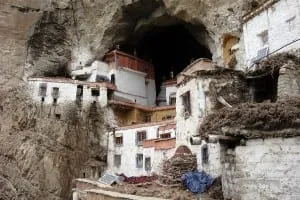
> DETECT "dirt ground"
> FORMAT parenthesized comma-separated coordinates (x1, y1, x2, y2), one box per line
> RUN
(106, 182, 203, 200)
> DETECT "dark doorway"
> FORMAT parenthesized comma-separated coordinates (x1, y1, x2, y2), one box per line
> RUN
(120, 24, 212, 93)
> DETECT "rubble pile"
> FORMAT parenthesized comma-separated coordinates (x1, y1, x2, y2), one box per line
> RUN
(247, 52, 300, 76)
(118, 174, 157, 184)
(161, 154, 197, 185)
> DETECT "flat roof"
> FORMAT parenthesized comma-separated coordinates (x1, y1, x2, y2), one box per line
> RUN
(115, 119, 175, 131)
(242, 0, 279, 23)
(28, 77, 116, 90)
(109, 100, 175, 112)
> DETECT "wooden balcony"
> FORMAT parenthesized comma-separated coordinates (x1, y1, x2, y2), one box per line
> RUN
(104, 50, 155, 79)
(143, 138, 176, 150)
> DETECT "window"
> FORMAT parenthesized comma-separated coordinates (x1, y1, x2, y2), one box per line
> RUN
(170, 96, 176, 105)
(286, 16, 296, 31)
(202, 145, 209, 164)
(51, 87, 59, 98)
(136, 154, 143, 168)
(145, 157, 151, 171)
(169, 93, 176, 105)
(136, 131, 147, 146)
(181, 91, 191, 117)
(38, 83, 47, 97)
(258, 31, 268, 46)
(114, 155, 121, 168)
(91, 87, 100, 96)
(55, 114, 61, 119)
(160, 133, 171, 139)
(144, 115, 151, 123)
(111, 74, 115, 84)
(76, 85, 83, 97)
(114, 136, 123, 146)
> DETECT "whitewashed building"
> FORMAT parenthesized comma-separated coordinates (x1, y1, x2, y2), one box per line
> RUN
(243, 0, 300, 67)
(106, 120, 176, 177)
(28, 77, 115, 107)
(104, 50, 156, 106)
(175, 58, 248, 177)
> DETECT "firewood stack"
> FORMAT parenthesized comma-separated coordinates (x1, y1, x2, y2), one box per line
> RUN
(160, 153, 197, 185)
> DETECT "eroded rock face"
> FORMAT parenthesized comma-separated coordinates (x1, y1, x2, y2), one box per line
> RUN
(0, 0, 252, 199)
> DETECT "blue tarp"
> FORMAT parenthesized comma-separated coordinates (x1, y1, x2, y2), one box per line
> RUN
(181, 171, 214, 194)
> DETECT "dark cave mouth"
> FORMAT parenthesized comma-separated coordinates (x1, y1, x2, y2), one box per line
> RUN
(119, 24, 212, 90)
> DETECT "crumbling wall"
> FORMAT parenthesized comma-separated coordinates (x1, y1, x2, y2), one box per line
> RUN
(222, 136, 300, 200)
(277, 61, 300, 100)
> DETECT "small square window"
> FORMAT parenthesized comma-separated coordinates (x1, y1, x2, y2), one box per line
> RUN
(91, 88, 100, 96)
(136, 131, 147, 146)
(136, 154, 143, 168)
(115, 136, 123, 146)
(114, 155, 121, 168)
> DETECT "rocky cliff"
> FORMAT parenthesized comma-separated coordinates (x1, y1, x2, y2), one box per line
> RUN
(0, 0, 255, 199)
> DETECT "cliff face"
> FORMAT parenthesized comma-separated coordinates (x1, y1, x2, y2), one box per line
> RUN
(0, 0, 253, 199)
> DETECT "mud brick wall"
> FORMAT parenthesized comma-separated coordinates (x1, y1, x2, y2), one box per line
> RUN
(222, 137, 300, 200)
(277, 64, 300, 100)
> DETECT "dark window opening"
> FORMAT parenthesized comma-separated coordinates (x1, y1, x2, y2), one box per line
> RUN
(91, 88, 100, 96)
(136, 131, 147, 146)
(41, 97, 45, 102)
(160, 133, 171, 139)
(136, 154, 143, 168)
(38, 83, 47, 97)
(51, 87, 59, 98)
(144, 115, 151, 123)
(145, 157, 151, 171)
(111, 74, 115, 84)
(115, 136, 123, 146)
(76, 85, 83, 97)
(202, 145, 209, 164)
(182, 91, 191, 117)
(83, 172, 86, 178)
(55, 114, 61, 119)
(53, 98, 57, 105)
(249, 71, 279, 103)
(114, 155, 121, 168)
(118, 24, 212, 95)
(169, 96, 176, 105)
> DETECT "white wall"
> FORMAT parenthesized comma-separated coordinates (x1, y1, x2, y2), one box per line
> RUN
(113, 68, 149, 105)
(243, 0, 300, 66)
(146, 79, 156, 106)
(107, 126, 159, 177)
(222, 137, 300, 200)
(176, 78, 208, 146)
(165, 85, 177, 105)
(106, 124, 177, 177)
(28, 79, 108, 107)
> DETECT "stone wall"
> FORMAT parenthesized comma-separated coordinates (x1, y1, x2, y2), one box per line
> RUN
(222, 136, 300, 200)
(277, 62, 300, 100)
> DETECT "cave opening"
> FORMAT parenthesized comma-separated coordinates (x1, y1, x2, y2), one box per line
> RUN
(120, 24, 212, 93)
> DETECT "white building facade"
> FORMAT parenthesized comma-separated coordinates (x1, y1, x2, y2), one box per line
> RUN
(28, 77, 115, 108)
(106, 121, 176, 177)
(243, 0, 300, 67)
